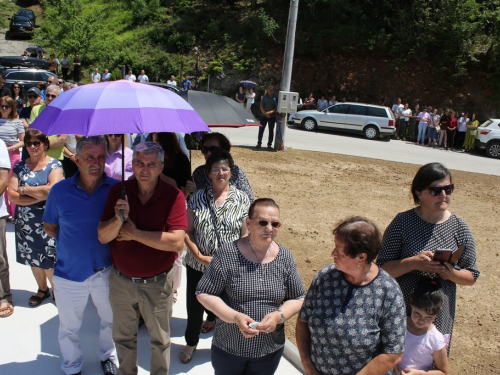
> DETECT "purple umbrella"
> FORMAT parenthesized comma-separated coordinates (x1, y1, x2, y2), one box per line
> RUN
(31, 80, 209, 136)
(239, 80, 257, 89)
(31, 80, 210, 221)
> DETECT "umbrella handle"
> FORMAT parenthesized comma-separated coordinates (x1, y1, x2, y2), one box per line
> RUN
(119, 187, 126, 223)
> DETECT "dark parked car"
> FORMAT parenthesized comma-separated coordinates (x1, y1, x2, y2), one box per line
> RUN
(15, 9, 37, 26)
(2, 68, 57, 91)
(0, 56, 50, 70)
(8, 15, 34, 39)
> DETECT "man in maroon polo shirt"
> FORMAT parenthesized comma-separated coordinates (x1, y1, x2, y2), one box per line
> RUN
(98, 142, 187, 375)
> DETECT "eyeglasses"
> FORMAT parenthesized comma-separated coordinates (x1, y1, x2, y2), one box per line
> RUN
(0, 105, 11, 110)
(27, 95, 38, 99)
(25, 141, 41, 147)
(255, 220, 281, 229)
(13, 86, 20, 89)
(107, 134, 121, 138)
(423, 184, 454, 196)
(201, 145, 220, 154)
(46, 94, 57, 99)
(211, 167, 230, 174)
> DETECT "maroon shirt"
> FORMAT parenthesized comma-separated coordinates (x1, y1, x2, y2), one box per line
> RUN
(101, 178, 187, 277)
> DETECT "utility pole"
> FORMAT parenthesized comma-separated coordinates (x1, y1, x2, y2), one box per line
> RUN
(274, 0, 299, 151)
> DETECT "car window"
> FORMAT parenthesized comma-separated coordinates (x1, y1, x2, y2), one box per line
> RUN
(367, 107, 388, 118)
(6, 72, 28, 80)
(34, 72, 46, 81)
(349, 105, 367, 115)
(328, 104, 349, 114)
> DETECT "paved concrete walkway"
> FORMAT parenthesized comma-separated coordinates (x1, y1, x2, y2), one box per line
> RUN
(0, 223, 302, 374)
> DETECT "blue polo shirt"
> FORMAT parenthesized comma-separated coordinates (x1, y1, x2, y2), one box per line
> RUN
(43, 172, 119, 282)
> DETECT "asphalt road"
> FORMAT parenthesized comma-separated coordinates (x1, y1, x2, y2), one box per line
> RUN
(213, 124, 499, 176)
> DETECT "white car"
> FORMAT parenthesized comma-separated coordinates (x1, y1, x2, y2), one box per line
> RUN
(291, 102, 396, 139)
(476, 119, 500, 159)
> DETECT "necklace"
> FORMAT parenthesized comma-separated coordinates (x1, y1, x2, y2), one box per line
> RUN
(248, 239, 273, 282)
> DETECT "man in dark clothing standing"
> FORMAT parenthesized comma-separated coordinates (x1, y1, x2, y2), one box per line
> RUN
(256, 86, 277, 149)
(72, 54, 82, 82)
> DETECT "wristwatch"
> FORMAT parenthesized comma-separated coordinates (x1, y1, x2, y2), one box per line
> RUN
(277, 310, 285, 324)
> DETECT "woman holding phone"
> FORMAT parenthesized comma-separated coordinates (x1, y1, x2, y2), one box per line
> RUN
(377, 162, 480, 351)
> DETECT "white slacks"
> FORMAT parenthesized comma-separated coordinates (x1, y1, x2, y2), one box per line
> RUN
(53, 267, 117, 375)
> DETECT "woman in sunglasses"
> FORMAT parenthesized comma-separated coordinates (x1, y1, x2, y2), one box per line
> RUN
(192, 132, 254, 201)
(180, 150, 251, 364)
(11, 83, 26, 111)
(197, 198, 305, 375)
(0, 96, 25, 218)
(103, 134, 133, 181)
(8, 129, 64, 307)
(377, 162, 480, 351)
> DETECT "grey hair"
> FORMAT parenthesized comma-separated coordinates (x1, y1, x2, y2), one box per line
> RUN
(133, 141, 165, 163)
(76, 136, 107, 156)
(46, 85, 61, 94)
(63, 83, 72, 91)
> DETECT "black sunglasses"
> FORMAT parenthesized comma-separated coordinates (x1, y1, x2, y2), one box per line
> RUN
(25, 141, 41, 147)
(201, 145, 220, 154)
(255, 220, 281, 229)
(13, 86, 20, 89)
(424, 184, 454, 196)
(0, 105, 11, 110)
(108, 134, 122, 138)
(46, 94, 57, 99)
(27, 95, 38, 99)
(58, 81, 64, 84)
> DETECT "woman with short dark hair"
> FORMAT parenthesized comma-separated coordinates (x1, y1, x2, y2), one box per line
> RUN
(377, 162, 480, 352)
(297, 216, 406, 375)
(192, 132, 254, 201)
(8, 128, 64, 307)
(180, 150, 251, 364)
(197, 198, 306, 375)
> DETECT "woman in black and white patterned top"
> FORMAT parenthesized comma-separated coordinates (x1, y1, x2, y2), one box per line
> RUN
(197, 198, 306, 375)
(180, 150, 251, 364)
(377, 162, 480, 351)
(191, 132, 254, 201)
(296, 217, 406, 375)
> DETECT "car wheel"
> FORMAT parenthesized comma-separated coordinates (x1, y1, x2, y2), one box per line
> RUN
(363, 125, 379, 139)
(301, 118, 317, 131)
(485, 141, 500, 159)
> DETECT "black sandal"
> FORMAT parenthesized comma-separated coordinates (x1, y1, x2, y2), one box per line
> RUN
(29, 288, 50, 307)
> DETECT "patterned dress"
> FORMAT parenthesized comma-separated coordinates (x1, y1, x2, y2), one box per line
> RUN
(377, 209, 480, 348)
(196, 241, 306, 358)
(184, 185, 251, 273)
(192, 164, 255, 202)
(15, 158, 62, 269)
(299, 265, 406, 375)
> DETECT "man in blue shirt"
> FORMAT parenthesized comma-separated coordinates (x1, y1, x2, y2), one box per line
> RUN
(181, 74, 192, 91)
(43, 136, 119, 375)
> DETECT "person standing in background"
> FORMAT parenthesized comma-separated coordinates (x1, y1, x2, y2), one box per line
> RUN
(167, 74, 177, 86)
(60, 54, 70, 81)
(245, 88, 255, 114)
(72, 54, 82, 83)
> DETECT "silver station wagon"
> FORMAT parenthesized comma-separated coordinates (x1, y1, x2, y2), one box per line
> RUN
(291, 102, 396, 139)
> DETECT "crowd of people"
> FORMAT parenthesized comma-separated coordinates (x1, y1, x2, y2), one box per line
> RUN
(0, 66, 481, 375)
(391, 98, 480, 152)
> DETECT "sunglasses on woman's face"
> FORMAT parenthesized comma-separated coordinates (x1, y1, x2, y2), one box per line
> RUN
(255, 220, 281, 229)
(13, 86, 20, 89)
(27, 95, 38, 99)
(108, 134, 121, 138)
(423, 184, 454, 196)
(201, 145, 220, 154)
(0, 105, 11, 110)
(25, 141, 41, 147)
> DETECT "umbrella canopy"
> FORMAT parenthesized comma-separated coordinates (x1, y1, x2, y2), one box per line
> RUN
(239, 80, 257, 89)
(26, 46, 45, 53)
(31, 80, 210, 136)
(178, 90, 257, 127)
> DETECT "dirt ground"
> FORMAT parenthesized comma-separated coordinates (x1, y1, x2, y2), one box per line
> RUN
(192, 146, 499, 374)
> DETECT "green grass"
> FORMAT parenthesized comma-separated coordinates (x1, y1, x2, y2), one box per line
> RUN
(0, 0, 20, 29)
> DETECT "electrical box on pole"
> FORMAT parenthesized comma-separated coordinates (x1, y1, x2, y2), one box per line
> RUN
(278, 91, 299, 113)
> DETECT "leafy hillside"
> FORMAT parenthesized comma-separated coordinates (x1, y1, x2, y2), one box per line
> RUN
(27, 0, 500, 116)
